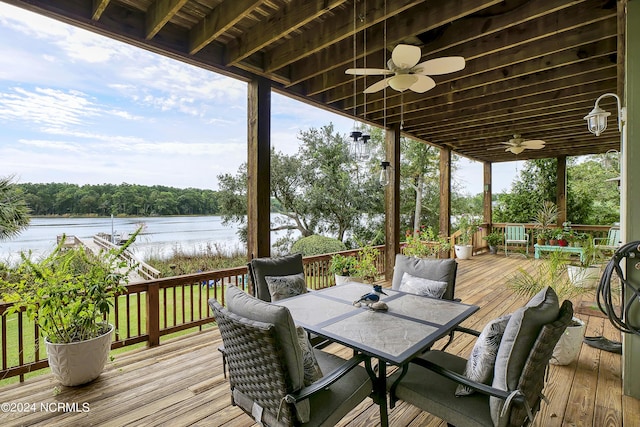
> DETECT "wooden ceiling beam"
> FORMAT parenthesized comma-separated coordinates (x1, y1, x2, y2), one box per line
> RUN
(145, 0, 188, 40)
(402, 85, 613, 133)
(188, 0, 263, 55)
(92, 0, 110, 20)
(224, 0, 347, 66)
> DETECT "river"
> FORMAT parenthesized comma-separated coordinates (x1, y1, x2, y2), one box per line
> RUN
(0, 216, 248, 265)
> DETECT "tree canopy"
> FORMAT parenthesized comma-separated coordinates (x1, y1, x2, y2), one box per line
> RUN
(0, 176, 31, 241)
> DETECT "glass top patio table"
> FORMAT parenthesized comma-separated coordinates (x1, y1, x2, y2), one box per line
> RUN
(274, 282, 478, 427)
(274, 282, 479, 365)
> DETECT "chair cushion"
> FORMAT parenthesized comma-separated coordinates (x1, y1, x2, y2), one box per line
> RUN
(399, 272, 448, 298)
(225, 285, 305, 394)
(265, 273, 307, 301)
(490, 286, 559, 426)
(308, 350, 372, 427)
(392, 255, 457, 300)
(296, 326, 323, 386)
(389, 350, 494, 427)
(455, 314, 511, 396)
(250, 253, 304, 302)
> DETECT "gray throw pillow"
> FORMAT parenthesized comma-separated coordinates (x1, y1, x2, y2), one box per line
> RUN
(296, 326, 323, 386)
(398, 272, 448, 298)
(455, 314, 511, 396)
(265, 273, 307, 301)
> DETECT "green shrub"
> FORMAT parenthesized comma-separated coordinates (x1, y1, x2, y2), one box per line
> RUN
(291, 235, 346, 256)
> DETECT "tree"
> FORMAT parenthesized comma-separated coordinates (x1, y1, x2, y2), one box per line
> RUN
(400, 139, 440, 235)
(494, 156, 619, 225)
(0, 176, 31, 241)
(494, 159, 558, 223)
(217, 123, 383, 251)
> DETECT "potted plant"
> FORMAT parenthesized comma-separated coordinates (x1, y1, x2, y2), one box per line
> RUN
(402, 226, 451, 259)
(1, 229, 140, 386)
(454, 214, 480, 260)
(352, 243, 380, 284)
(533, 201, 559, 246)
(329, 253, 359, 285)
(566, 237, 603, 289)
(557, 232, 569, 247)
(507, 251, 588, 365)
(482, 231, 502, 254)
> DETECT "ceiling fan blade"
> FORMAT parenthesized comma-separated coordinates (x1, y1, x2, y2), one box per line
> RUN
(500, 141, 517, 146)
(409, 75, 436, 93)
(412, 56, 466, 75)
(523, 139, 546, 149)
(345, 68, 394, 76)
(363, 78, 391, 93)
(391, 44, 421, 69)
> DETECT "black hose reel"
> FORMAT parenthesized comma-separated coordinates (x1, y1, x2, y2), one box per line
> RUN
(596, 240, 640, 336)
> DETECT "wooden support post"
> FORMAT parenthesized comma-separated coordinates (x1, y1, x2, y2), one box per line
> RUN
(384, 124, 401, 281)
(439, 148, 452, 257)
(556, 155, 567, 226)
(146, 283, 160, 347)
(483, 162, 492, 226)
(247, 77, 271, 259)
(623, 0, 640, 399)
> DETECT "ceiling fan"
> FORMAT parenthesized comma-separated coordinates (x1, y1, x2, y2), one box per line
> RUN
(501, 134, 546, 155)
(345, 44, 465, 94)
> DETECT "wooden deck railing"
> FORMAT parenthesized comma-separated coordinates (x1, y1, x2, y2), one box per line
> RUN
(0, 245, 386, 383)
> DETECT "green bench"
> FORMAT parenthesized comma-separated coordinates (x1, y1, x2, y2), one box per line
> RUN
(534, 244, 585, 263)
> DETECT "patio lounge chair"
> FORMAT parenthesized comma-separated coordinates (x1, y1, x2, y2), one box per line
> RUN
(209, 285, 372, 427)
(388, 287, 573, 427)
(593, 226, 621, 252)
(504, 224, 529, 257)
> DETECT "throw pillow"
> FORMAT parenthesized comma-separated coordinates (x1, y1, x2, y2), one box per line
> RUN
(265, 273, 307, 301)
(398, 272, 448, 298)
(296, 326, 323, 386)
(455, 314, 511, 396)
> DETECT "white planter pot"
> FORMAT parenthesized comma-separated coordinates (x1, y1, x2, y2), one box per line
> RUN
(335, 274, 362, 285)
(567, 265, 601, 289)
(454, 244, 473, 260)
(46, 323, 114, 386)
(550, 317, 585, 365)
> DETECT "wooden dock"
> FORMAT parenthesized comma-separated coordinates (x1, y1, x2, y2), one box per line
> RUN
(1, 253, 638, 426)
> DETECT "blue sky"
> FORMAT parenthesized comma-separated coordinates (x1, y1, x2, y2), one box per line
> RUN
(0, 3, 520, 194)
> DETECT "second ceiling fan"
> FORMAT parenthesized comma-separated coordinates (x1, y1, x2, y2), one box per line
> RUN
(345, 44, 465, 94)
(501, 134, 546, 154)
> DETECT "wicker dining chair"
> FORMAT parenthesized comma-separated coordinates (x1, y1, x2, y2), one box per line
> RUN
(389, 288, 573, 427)
(209, 285, 372, 427)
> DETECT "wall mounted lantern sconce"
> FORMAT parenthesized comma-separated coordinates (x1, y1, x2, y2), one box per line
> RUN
(379, 161, 391, 186)
(584, 93, 627, 136)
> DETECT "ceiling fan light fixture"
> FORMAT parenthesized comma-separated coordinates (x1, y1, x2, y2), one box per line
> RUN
(388, 74, 418, 92)
(508, 146, 526, 155)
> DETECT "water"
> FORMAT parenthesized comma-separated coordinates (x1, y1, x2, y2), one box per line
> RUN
(0, 216, 245, 265)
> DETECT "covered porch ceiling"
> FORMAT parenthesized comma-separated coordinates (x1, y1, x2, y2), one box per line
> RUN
(4, 0, 622, 163)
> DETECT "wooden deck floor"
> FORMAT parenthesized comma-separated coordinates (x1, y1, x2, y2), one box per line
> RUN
(1, 253, 639, 426)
